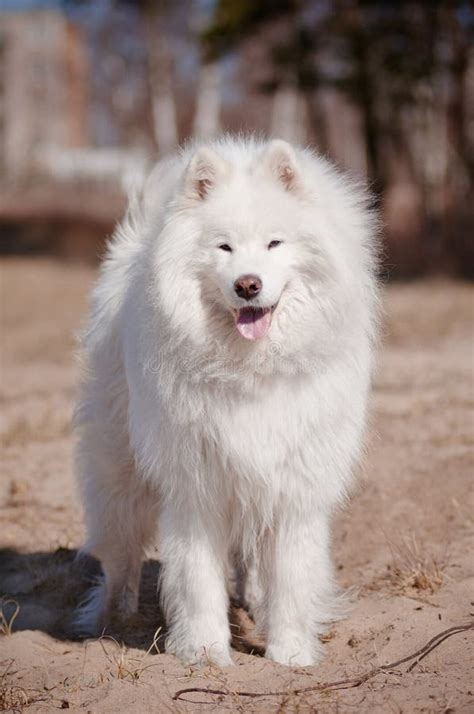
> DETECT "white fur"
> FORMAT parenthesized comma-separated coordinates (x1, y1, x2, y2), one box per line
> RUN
(74, 136, 379, 667)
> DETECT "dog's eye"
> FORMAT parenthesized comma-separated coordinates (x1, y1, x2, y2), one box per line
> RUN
(268, 240, 282, 250)
(218, 244, 233, 252)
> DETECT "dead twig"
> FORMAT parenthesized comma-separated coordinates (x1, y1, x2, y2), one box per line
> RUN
(0, 600, 20, 636)
(172, 622, 473, 703)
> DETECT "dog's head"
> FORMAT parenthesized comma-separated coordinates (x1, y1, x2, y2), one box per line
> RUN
(184, 140, 306, 341)
(153, 138, 375, 363)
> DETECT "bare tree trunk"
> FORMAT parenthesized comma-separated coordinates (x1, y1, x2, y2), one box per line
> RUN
(270, 83, 307, 144)
(305, 90, 328, 155)
(446, 9, 471, 182)
(193, 61, 221, 139)
(144, 16, 178, 153)
(355, 42, 380, 187)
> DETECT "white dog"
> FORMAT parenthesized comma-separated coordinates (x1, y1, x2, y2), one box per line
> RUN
(74, 136, 379, 667)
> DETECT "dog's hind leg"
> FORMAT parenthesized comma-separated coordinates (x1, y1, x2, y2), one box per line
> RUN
(236, 556, 265, 619)
(74, 422, 159, 635)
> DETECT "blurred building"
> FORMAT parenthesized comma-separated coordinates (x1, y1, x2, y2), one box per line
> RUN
(0, 8, 89, 179)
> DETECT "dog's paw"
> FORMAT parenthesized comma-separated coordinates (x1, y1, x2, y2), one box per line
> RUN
(72, 582, 107, 637)
(265, 635, 322, 667)
(166, 635, 233, 667)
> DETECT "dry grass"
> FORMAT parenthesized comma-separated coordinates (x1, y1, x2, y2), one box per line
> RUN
(0, 660, 50, 712)
(0, 600, 19, 637)
(97, 627, 162, 683)
(387, 536, 446, 596)
(1, 408, 71, 449)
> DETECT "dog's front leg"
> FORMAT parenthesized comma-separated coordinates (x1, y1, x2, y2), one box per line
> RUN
(264, 508, 335, 666)
(159, 502, 232, 666)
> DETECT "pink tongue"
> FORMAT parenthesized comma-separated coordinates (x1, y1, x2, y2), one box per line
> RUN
(236, 308, 272, 340)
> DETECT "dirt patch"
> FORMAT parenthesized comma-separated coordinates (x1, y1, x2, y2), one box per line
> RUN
(1, 258, 473, 712)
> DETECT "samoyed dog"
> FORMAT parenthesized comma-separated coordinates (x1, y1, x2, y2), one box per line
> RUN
(75, 136, 378, 667)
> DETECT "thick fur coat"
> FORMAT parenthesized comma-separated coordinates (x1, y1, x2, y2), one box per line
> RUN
(74, 136, 379, 666)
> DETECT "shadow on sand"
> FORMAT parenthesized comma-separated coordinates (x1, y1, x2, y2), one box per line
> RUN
(0, 547, 263, 655)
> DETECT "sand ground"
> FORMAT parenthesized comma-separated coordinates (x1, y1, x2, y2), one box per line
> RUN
(0, 257, 473, 713)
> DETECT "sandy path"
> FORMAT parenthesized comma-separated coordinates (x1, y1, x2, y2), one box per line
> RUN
(1, 258, 473, 713)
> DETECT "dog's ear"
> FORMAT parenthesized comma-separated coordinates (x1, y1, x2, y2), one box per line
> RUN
(185, 147, 228, 201)
(263, 139, 300, 193)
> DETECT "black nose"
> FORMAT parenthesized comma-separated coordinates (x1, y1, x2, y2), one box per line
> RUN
(234, 274, 262, 300)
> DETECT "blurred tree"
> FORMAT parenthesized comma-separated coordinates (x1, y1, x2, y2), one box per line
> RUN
(202, 1, 319, 145)
(119, 0, 221, 148)
(202, 0, 473, 186)
(191, 3, 222, 140)
(37, 0, 473, 276)
(120, 0, 179, 153)
(202, 0, 474, 275)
